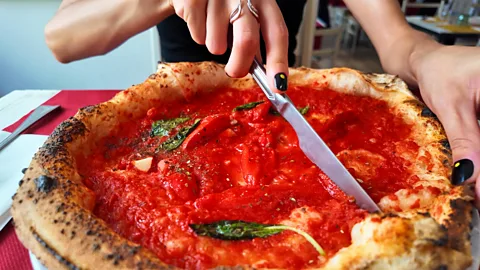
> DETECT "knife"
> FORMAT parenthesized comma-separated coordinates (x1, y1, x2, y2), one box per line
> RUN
(248, 58, 381, 213)
(0, 105, 60, 151)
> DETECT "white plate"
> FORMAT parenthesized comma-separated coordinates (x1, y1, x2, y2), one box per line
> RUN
(0, 132, 49, 231)
(0, 90, 59, 231)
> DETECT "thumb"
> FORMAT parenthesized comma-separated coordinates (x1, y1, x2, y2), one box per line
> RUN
(436, 104, 480, 206)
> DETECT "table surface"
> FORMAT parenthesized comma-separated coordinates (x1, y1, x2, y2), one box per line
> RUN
(0, 90, 60, 130)
(0, 90, 61, 270)
(406, 15, 480, 35)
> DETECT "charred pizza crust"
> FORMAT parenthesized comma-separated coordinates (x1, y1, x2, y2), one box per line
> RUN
(11, 62, 475, 269)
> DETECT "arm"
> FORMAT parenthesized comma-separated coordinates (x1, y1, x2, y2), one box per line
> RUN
(342, 0, 441, 86)
(345, 0, 480, 208)
(45, 0, 173, 63)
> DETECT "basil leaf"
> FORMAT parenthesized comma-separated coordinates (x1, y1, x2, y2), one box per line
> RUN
(233, 101, 264, 112)
(160, 119, 201, 151)
(151, 117, 190, 137)
(269, 107, 281, 116)
(298, 106, 310, 115)
(190, 220, 326, 256)
(189, 220, 282, 240)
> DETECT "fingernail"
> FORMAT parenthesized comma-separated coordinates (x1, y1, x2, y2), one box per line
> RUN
(452, 159, 474, 185)
(225, 71, 232, 78)
(274, 73, 288, 91)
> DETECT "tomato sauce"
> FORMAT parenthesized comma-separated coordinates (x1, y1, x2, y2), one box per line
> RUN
(77, 86, 419, 269)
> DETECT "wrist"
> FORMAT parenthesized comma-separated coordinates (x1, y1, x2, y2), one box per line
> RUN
(129, 0, 174, 25)
(407, 32, 442, 84)
(376, 28, 440, 87)
(153, 0, 175, 19)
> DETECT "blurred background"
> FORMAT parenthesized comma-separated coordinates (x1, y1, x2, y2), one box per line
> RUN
(0, 0, 479, 97)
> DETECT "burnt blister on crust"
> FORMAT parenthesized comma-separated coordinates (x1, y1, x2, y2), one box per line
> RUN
(428, 234, 449, 247)
(57, 206, 172, 269)
(34, 175, 58, 193)
(34, 117, 88, 180)
(418, 211, 432, 218)
(443, 196, 474, 252)
(440, 139, 452, 157)
(50, 117, 87, 144)
(421, 106, 438, 119)
(79, 105, 100, 114)
(404, 99, 436, 119)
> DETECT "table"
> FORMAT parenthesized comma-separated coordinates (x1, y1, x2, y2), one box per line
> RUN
(0, 90, 61, 270)
(406, 16, 480, 45)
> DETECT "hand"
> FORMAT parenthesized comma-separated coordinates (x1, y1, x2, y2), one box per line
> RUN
(169, 0, 289, 91)
(413, 45, 480, 208)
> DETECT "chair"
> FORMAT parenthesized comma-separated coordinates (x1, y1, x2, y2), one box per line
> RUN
(342, 15, 362, 54)
(311, 26, 345, 68)
(401, 0, 446, 15)
(328, 5, 349, 28)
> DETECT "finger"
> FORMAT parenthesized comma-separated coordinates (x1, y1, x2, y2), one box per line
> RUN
(256, 46, 263, 64)
(257, 0, 289, 92)
(183, 0, 208, 45)
(171, 0, 185, 18)
(224, 4, 260, 78)
(435, 102, 480, 188)
(205, 0, 228, 55)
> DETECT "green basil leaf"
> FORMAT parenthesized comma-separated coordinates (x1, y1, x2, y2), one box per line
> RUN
(151, 117, 190, 137)
(190, 220, 326, 256)
(189, 220, 282, 240)
(269, 107, 281, 116)
(298, 106, 310, 115)
(160, 119, 201, 151)
(233, 101, 264, 112)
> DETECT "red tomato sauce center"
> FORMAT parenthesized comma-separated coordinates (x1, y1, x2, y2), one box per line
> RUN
(77, 86, 419, 269)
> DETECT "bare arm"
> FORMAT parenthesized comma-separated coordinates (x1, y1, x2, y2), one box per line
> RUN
(343, 0, 441, 86)
(45, 0, 173, 63)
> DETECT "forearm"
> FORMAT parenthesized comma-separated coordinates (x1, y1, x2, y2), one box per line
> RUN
(343, 0, 441, 87)
(45, 0, 173, 63)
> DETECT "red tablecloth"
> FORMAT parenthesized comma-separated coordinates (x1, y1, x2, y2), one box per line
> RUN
(1, 90, 120, 270)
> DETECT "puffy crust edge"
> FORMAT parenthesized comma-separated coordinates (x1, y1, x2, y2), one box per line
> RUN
(11, 62, 474, 270)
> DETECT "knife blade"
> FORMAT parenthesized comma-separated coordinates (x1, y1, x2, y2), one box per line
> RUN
(0, 105, 60, 151)
(248, 58, 381, 213)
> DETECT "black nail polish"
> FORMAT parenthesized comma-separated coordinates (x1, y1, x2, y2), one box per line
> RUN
(452, 159, 474, 185)
(274, 73, 288, 91)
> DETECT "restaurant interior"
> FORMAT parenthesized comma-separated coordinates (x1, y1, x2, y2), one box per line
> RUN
(298, 0, 480, 73)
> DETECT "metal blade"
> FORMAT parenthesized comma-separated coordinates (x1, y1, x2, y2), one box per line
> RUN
(0, 105, 60, 151)
(279, 96, 380, 213)
(249, 58, 380, 213)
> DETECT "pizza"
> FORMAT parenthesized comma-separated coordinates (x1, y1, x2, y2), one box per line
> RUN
(11, 62, 476, 269)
